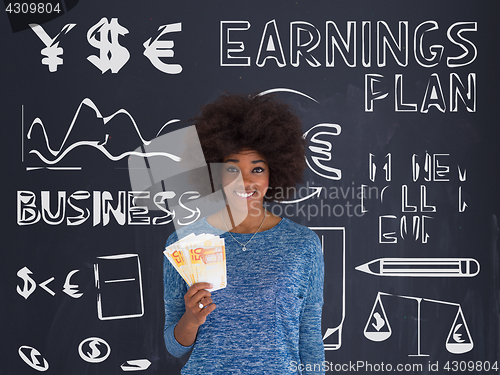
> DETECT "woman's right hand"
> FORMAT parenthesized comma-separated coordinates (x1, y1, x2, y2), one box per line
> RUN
(174, 282, 217, 347)
(183, 282, 217, 327)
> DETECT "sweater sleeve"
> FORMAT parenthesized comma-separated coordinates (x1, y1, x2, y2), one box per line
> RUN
(299, 234, 325, 374)
(163, 233, 193, 358)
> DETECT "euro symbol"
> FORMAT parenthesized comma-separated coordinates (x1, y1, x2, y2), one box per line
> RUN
(17, 267, 36, 299)
(453, 323, 465, 343)
(303, 123, 342, 180)
(62, 270, 83, 298)
(143, 22, 182, 74)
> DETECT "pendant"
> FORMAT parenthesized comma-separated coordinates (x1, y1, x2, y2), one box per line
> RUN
(242, 246, 247, 251)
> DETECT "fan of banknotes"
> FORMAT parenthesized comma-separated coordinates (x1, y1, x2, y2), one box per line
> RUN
(164, 233, 227, 291)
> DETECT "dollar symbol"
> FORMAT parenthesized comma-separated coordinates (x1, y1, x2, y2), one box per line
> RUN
(16, 267, 36, 299)
(87, 17, 130, 73)
(88, 340, 101, 359)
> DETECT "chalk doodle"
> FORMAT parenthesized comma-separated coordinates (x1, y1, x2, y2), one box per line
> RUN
(25, 98, 180, 169)
(364, 292, 473, 356)
(121, 359, 152, 372)
(62, 270, 84, 298)
(78, 337, 111, 363)
(310, 227, 345, 351)
(18, 345, 49, 371)
(94, 254, 144, 320)
(356, 258, 480, 277)
(16, 267, 64, 298)
(258, 88, 342, 180)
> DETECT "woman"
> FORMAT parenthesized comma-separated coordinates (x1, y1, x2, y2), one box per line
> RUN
(163, 93, 325, 374)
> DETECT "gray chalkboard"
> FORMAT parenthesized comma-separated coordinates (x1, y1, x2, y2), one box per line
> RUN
(2, 0, 499, 374)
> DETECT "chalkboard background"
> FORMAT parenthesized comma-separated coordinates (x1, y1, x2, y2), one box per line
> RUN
(1, 0, 499, 374)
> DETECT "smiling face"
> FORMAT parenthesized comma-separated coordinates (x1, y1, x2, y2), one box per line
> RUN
(221, 149, 269, 215)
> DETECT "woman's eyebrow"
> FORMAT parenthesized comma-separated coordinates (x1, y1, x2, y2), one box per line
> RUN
(223, 158, 267, 164)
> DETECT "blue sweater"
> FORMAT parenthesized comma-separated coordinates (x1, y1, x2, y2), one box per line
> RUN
(163, 217, 325, 374)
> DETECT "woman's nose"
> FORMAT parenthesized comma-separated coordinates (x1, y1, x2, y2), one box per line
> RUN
(241, 171, 254, 185)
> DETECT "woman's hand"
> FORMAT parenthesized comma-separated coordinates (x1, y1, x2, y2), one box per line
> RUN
(174, 282, 217, 347)
(183, 282, 217, 326)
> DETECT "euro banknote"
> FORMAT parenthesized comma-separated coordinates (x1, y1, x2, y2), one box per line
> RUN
(164, 234, 226, 291)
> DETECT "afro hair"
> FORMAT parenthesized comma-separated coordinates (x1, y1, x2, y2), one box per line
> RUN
(193, 93, 306, 202)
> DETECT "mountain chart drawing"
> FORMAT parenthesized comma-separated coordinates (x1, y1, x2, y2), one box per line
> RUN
(26, 98, 181, 166)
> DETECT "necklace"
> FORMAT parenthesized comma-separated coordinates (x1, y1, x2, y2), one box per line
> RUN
(221, 208, 267, 251)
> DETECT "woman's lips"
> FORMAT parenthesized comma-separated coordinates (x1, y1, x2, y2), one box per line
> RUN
(234, 190, 257, 199)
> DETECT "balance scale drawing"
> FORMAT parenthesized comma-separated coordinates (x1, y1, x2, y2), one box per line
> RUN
(364, 291, 473, 356)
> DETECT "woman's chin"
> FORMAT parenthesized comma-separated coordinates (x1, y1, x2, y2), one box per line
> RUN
(226, 200, 250, 215)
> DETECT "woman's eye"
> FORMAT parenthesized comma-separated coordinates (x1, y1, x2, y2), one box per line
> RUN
(226, 166, 239, 173)
(253, 167, 265, 173)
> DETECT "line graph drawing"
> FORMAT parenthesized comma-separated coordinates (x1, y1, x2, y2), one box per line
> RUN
(24, 98, 181, 169)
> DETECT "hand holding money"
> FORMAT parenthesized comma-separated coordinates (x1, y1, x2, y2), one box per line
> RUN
(174, 282, 216, 347)
(166, 233, 226, 346)
(184, 282, 216, 325)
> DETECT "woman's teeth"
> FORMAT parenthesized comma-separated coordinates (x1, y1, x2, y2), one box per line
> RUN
(235, 191, 255, 198)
